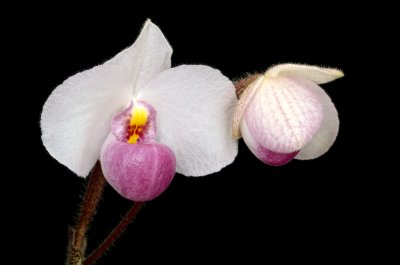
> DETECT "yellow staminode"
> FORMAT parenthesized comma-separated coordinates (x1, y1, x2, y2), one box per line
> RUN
(128, 104, 149, 144)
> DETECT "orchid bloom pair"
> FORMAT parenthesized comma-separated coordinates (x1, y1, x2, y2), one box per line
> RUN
(41, 20, 343, 202)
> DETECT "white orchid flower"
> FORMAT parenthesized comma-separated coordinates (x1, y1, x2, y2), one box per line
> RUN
(41, 20, 238, 201)
(232, 64, 343, 166)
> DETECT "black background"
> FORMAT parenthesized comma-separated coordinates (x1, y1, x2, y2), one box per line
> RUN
(14, 6, 386, 264)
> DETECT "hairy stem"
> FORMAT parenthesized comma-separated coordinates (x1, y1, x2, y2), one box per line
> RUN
(83, 202, 145, 265)
(67, 162, 106, 265)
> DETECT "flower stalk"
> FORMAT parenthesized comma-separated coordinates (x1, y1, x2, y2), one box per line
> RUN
(83, 202, 145, 265)
(67, 162, 106, 265)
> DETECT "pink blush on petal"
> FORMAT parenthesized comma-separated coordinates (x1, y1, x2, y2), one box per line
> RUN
(256, 145, 299, 166)
(240, 117, 298, 166)
(101, 139, 176, 201)
(244, 76, 323, 153)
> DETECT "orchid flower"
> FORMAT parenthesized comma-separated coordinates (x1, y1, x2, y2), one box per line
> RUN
(41, 20, 238, 201)
(232, 64, 343, 166)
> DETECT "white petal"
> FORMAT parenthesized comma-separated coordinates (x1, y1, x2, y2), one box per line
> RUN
(232, 75, 264, 139)
(137, 65, 238, 177)
(296, 86, 339, 160)
(266, 64, 344, 84)
(41, 20, 172, 177)
(240, 117, 258, 156)
(130, 20, 173, 92)
(245, 76, 324, 153)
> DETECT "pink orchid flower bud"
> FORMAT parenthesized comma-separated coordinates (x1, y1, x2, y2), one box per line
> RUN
(232, 64, 344, 166)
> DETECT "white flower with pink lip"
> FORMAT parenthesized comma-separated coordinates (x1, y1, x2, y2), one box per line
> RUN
(232, 64, 344, 165)
(41, 20, 238, 201)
